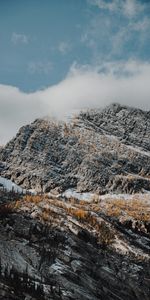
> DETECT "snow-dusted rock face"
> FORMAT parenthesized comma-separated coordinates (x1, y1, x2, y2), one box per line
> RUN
(0, 103, 150, 194)
(0, 103, 150, 299)
(0, 176, 25, 193)
(81, 103, 150, 151)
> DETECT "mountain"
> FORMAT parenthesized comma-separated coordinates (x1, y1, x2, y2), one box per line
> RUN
(0, 103, 150, 194)
(0, 191, 150, 300)
(0, 103, 150, 300)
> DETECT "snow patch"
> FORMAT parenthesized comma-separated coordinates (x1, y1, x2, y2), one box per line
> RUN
(62, 189, 95, 202)
(0, 176, 25, 193)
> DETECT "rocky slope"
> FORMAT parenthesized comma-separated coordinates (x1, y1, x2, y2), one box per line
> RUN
(0, 103, 150, 299)
(0, 103, 150, 194)
(0, 192, 149, 300)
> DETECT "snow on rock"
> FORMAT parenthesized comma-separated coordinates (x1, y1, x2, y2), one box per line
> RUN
(0, 176, 25, 194)
(62, 189, 96, 202)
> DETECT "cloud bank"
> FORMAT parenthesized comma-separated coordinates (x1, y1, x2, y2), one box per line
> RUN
(0, 60, 150, 144)
(83, 0, 150, 64)
(88, 0, 145, 18)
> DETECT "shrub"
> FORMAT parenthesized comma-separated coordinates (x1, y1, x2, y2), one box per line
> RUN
(105, 198, 150, 222)
(98, 221, 114, 248)
(0, 203, 14, 216)
(67, 207, 89, 220)
(24, 195, 42, 204)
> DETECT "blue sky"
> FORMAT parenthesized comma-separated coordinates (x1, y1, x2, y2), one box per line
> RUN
(0, 0, 150, 91)
(0, 0, 150, 143)
(0, 0, 90, 91)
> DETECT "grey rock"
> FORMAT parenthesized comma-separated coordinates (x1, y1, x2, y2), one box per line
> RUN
(0, 211, 149, 300)
(1, 104, 150, 194)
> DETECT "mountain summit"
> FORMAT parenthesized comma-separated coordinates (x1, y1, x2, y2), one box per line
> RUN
(0, 104, 150, 300)
(0, 103, 150, 194)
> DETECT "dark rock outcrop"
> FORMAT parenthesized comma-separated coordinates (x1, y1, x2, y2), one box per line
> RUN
(0, 210, 149, 300)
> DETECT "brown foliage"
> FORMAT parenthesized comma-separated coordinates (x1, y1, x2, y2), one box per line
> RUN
(98, 221, 114, 247)
(0, 203, 14, 216)
(105, 198, 150, 222)
(24, 195, 42, 204)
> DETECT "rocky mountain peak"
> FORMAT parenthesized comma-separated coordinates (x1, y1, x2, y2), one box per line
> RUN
(0, 103, 150, 300)
(0, 103, 150, 194)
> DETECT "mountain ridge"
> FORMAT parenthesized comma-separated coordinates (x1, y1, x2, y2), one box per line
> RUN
(0, 103, 150, 300)
(0, 103, 150, 194)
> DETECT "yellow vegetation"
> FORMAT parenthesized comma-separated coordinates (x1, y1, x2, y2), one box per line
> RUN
(41, 211, 49, 222)
(24, 195, 42, 204)
(105, 198, 150, 222)
(67, 207, 89, 220)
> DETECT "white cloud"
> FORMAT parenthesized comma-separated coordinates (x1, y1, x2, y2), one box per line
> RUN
(28, 61, 53, 74)
(58, 41, 71, 55)
(132, 17, 150, 31)
(11, 32, 29, 45)
(88, 0, 145, 18)
(88, 0, 119, 11)
(0, 60, 150, 144)
(82, 1, 149, 62)
(0, 85, 45, 144)
(123, 0, 144, 18)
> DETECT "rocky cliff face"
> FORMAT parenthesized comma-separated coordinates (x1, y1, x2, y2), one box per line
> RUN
(0, 103, 150, 194)
(81, 103, 150, 151)
(0, 103, 150, 300)
(0, 192, 149, 300)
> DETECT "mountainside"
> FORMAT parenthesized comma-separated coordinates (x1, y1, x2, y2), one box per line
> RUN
(0, 191, 150, 300)
(0, 103, 150, 194)
(0, 103, 150, 300)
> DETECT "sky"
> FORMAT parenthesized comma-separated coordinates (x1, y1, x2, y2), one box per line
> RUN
(0, 0, 150, 144)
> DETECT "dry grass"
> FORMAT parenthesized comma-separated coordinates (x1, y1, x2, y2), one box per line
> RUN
(105, 198, 150, 222)
(7, 193, 150, 224)
(24, 195, 42, 204)
(9, 193, 149, 251)
(11, 194, 114, 245)
(0, 201, 20, 215)
(67, 207, 89, 220)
